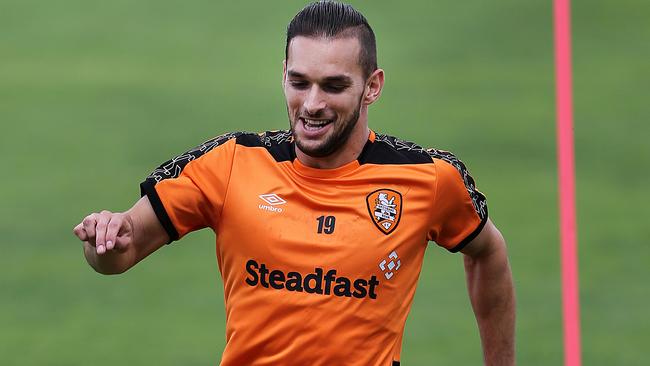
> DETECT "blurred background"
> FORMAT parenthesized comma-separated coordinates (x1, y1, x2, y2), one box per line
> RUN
(1, 0, 648, 364)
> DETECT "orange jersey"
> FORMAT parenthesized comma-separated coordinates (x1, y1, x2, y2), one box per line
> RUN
(140, 130, 487, 366)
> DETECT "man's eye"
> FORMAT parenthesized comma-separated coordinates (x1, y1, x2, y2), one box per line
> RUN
(323, 85, 346, 93)
(290, 81, 309, 89)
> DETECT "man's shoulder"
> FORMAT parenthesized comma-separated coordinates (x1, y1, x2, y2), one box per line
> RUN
(366, 132, 468, 169)
(196, 129, 293, 150)
(234, 130, 292, 147)
(361, 132, 434, 165)
(233, 129, 294, 162)
(141, 130, 292, 184)
(188, 129, 294, 162)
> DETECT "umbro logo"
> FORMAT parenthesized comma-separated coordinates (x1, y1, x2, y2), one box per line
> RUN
(259, 193, 286, 213)
(259, 193, 286, 206)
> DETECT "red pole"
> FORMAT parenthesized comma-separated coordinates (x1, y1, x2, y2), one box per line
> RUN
(554, 0, 582, 365)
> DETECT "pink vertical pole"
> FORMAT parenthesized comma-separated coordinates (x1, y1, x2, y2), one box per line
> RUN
(554, 0, 582, 365)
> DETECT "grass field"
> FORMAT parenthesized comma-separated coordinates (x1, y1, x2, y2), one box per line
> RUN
(1, 0, 648, 364)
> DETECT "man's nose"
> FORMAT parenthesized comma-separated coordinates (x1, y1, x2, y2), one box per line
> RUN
(303, 85, 326, 115)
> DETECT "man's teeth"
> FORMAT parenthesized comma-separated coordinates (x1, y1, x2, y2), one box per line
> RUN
(303, 119, 331, 129)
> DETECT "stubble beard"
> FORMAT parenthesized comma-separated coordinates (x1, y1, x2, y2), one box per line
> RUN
(289, 95, 363, 158)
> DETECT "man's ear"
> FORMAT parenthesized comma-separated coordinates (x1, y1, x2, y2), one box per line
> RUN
(363, 68, 385, 106)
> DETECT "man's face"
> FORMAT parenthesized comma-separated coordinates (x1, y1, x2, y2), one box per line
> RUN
(284, 36, 367, 158)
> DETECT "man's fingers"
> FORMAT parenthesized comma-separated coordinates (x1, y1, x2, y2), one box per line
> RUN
(81, 214, 98, 245)
(105, 215, 123, 251)
(77, 211, 128, 254)
(73, 223, 88, 241)
(94, 211, 112, 254)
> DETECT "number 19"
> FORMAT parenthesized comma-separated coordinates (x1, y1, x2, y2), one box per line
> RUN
(316, 215, 336, 234)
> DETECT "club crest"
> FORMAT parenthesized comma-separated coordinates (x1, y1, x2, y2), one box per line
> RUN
(366, 189, 403, 235)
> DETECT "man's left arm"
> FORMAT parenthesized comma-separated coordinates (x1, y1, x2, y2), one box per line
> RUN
(461, 219, 515, 365)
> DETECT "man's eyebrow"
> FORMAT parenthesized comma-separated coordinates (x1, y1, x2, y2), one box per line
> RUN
(287, 70, 306, 78)
(322, 75, 352, 84)
(287, 70, 352, 84)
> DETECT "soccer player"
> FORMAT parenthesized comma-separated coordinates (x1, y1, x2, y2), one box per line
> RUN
(73, 1, 515, 365)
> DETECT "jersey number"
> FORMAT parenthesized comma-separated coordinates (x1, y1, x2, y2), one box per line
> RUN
(316, 215, 336, 234)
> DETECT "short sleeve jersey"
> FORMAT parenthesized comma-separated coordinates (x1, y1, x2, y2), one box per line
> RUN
(140, 130, 487, 366)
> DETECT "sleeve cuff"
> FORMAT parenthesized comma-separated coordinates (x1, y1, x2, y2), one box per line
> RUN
(448, 214, 488, 253)
(140, 180, 180, 243)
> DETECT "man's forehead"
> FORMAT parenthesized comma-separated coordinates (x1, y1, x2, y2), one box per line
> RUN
(286, 36, 364, 79)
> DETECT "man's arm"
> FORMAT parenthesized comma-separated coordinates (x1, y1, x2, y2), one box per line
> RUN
(461, 219, 516, 365)
(73, 196, 169, 275)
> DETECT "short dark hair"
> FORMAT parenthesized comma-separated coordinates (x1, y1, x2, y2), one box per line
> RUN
(286, 1, 377, 79)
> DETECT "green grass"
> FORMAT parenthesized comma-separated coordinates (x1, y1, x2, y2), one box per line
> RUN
(1, 0, 648, 364)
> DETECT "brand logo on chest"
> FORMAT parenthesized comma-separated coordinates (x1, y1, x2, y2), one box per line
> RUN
(366, 188, 403, 235)
(258, 193, 286, 213)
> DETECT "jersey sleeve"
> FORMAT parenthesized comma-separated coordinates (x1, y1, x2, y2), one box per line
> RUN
(426, 149, 488, 252)
(139, 132, 242, 243)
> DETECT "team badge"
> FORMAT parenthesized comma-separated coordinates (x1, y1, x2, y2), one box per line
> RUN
(366, 189, 403, 235)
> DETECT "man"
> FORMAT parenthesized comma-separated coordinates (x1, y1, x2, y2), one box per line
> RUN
(73, 1, 515, 365)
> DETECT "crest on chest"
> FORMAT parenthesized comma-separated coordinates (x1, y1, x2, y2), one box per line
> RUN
(366, 189, 403, 235)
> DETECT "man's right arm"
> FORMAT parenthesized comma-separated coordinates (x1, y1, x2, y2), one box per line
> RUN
(73, 196, 169, 275)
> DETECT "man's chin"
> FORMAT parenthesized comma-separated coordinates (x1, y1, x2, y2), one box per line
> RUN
(295, 140, 334, 158)
(292, 128, 332, 157)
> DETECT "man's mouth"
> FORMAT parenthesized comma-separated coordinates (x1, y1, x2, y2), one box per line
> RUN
(300, 117, 333, 131)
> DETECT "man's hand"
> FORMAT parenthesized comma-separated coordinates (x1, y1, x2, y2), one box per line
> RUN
(73, 196, 169, 275)
(74, 211, 134, 255)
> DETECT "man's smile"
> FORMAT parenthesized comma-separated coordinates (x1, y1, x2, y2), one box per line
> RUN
(300, 117, 334, 131)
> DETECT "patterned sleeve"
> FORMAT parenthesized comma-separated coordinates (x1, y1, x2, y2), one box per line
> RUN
(140, 132, 243, 242)
(426, 149, 488, 252)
